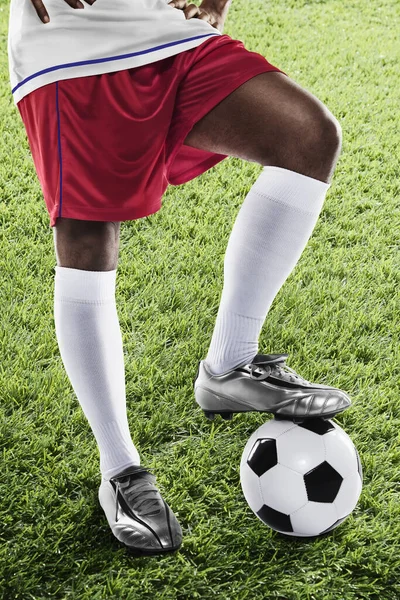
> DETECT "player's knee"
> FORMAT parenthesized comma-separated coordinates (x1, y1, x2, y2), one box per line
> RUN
(53, 218, 120, 271)
(275, 103, 342, 180)
(310, 109, 342, 164)
(286, 96, 341, 164)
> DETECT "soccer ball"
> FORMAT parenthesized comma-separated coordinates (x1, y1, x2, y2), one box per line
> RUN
(240, 417, 363, 537)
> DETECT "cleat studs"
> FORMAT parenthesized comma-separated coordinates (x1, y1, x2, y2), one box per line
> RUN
(204, 411, 215, 421)
(221, 413, 233, 421)
(275, 414, 305, 425)
(274, 414, 286, 421)
(274, 414, 293, 422)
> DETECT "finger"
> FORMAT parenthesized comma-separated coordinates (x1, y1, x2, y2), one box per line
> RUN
(183, 4, 202, 19)
(185, 7, 212, 25)
(31, 0, 96, 24)
(196, 9, 213, 22)
(62, 0, 97, 8)
(30, 0, 50, 23)
(167, 0, 188, 7)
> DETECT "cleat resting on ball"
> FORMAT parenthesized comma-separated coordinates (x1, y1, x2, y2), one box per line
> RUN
(194, 353, 351, 422)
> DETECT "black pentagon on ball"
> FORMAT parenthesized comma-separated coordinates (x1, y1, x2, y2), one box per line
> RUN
(298, 418, 335, 435)
(304, 461, 343, 502)
(247, 438, 277, 477)
(257, 504, 293, 532)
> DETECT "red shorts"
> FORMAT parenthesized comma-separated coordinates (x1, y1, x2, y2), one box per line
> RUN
(17, 34, 284, 228)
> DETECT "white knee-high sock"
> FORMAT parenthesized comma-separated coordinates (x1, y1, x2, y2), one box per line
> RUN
(54, 266, 140, 480)
(205, 166, 330, 376)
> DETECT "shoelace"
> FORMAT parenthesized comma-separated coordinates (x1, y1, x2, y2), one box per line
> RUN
(249, 354, 310, 385)
(115, 474, 162, 521)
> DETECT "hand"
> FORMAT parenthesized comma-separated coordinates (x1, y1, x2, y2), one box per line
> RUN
(168, 0, 231, 34)
(30, 0, 96, 24)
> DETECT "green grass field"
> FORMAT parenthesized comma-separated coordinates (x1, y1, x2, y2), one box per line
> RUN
(1, 0, 400, 598)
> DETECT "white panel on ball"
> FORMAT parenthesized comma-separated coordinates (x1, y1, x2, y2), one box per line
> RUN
(334, 472, 363, 517)
(240, 461, 264, 514)
(323, 424, 358, 478)
(277, 427, 325, 474)
(260, 466, 307, 514)
(290, 501, 338, 537)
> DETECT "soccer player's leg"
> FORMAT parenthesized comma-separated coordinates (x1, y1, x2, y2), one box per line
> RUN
(53, 217, 182, 555)
(189, 71, 351, 422)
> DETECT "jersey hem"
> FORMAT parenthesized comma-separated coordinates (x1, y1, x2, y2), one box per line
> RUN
(50, 201, 162, 227)
(11, 32, 222, 107)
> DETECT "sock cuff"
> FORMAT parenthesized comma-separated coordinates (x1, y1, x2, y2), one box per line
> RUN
(54, 266, 117, 303)
(257, 166, 331, 214)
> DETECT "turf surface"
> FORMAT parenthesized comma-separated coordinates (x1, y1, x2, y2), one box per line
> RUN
(0, 0, 399, 598)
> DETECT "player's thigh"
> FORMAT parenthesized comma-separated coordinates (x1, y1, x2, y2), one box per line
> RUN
(183, 71, 341, 167)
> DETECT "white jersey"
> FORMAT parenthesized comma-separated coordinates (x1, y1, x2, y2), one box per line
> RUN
(8, 0, 222, 106)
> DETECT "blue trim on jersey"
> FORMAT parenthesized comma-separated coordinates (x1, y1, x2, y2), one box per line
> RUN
(55, 82, 63, 220)
(11, 33, 221, 95)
